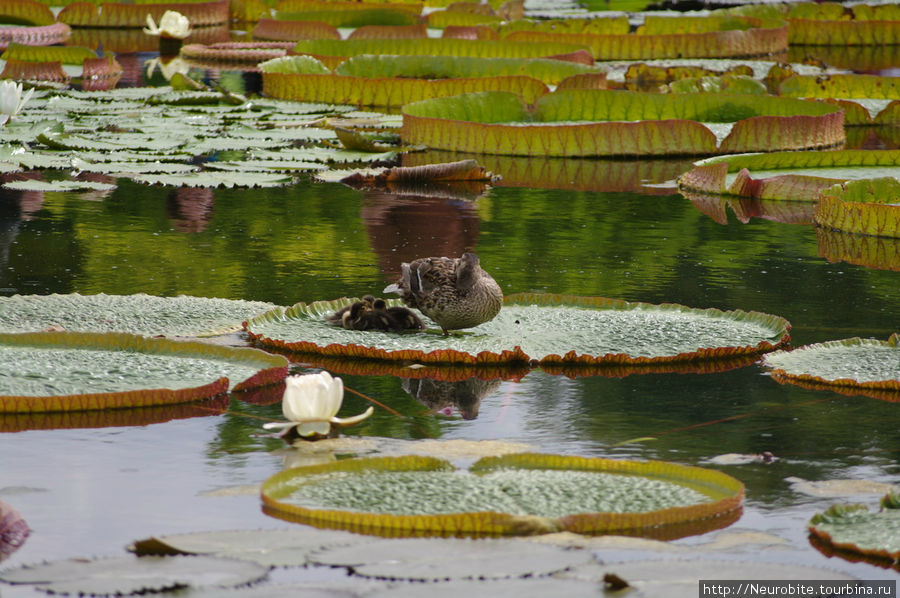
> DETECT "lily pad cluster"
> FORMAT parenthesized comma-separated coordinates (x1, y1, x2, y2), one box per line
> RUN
(261, 453, 744, 538)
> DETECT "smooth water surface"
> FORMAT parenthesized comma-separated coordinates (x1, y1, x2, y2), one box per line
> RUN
(1, 56, 899, 594)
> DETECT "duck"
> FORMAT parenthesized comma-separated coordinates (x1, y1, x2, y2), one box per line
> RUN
(383, 251, 502, 335)
(325, 295, 375, 328)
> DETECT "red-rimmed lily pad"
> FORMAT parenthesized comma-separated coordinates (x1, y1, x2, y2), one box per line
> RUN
(0, 331, 288, 413)
(814, 178, 900, 238)
(0, 293, 277, 336)
(778, 74, 900, 125)
(244, 293, 790, 368)
(808, 494, 900, 570)
(762, 334, 900, 400)
(678, 149, 900, 202)
(401, 90, 844, 157)
(501, 15, 787, 60)
(58, 0, 230, 27)
(261, 453, 744, 538)
(733, 2, 900, 46)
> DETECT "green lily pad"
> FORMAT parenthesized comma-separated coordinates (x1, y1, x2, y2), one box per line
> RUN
(2, 178, 117, 192)
(809, 497, 900, 565)
(815, 178, 900, 238)
(762, 334, 900, 397)
(0, 554, 269, 595)
(402, 90, 844, 157)
(261, 453, 744, 538)
(0, 293, 277, 336)
(245, 293, 790, 368)
(678, 149, 900, 202)
(0, 331, 288, 412)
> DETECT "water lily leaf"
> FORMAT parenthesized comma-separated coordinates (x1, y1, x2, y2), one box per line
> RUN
(815, 177, 900, 238)
(130, 528, 362, 566)
(252, 18, 341, 42)
(501, 16, 787, 60)
(179, 41, 292, 66)
(349, 23, 428, 40)
(258, 146, 396, 164)
(0, 0, 57, 27)
(340, 159, 493, 189)
(763, 335, 900, 398)
(1, 41, 96, 65)
(0, 555, 269, 595)
(58, 0, 230, 28)
(2, 178, 117, 192)
(809, 501, 900, 566)
(367, 578, 605, 598)
(0, 331, 288, 412)
(678, 149, 900, 201)
(245, 293, 789, 368)
(290, 38, 593, 70)
(665, 75, 766, 95)
(310, 537, 591, 580)
(133, 171, 294, 188)
(0, 57, 70, 84)
(787, 477, 898, 498)
(0, 293, 277, 336)
(261, 453, 744, 539)
(402, 90, 844, 157)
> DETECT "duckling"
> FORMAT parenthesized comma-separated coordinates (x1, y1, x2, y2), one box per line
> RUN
(383, 251, 502, 335)
(325, 295, 374, 327)
(343, 299, 394, 331)
(373, 298, 425, 331)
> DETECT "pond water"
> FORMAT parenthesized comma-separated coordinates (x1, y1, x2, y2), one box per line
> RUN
(1, 43, 900, 598)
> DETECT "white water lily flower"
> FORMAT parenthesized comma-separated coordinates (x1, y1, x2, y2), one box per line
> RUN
(263, 371, 373, 438)
(0, 80, 34, 126)
(144, 10, 192, 39)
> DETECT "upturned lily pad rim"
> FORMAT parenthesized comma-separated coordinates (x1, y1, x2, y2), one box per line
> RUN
(260, 453, 744, 538)
(763, 334, 900, 398)
(808, 499, 900, 568)
(244, 293, 791, 368)
(0, 331, 288, 413)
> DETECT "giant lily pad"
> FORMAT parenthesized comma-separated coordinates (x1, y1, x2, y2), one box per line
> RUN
(58, 0, 230, 27)
(245, 293, 790, 369)
(678, 149, 900, 202)
(261, 453, 744, 538)
(732, 2, 900, 46)
(0, 554, 269, 595)
(778, 74, 900, 125)
(0, 331, 288, 413)
(500, 15, 787, 60)
(814, 178, 900, 238)
(401, 90, 844, 157)
(288, 38, 593, 70)
(0, 293, 277, 336)
(808, 495, 900, 569)
(762, 334, 900, 400)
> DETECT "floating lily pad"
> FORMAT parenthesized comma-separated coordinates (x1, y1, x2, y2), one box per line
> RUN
(0, 554, 269, 595)
(762, 334, 900, 398)
(0, 293, 277, 336)
(58, 0, 230, 27)
(309, 537, 593, 580)
(808, 497, 900, 567)
(815, 178, 900, 239)
(0, 331, 288, 413)
(678, 149, 900, 202)
(130, 528, 363, 567)
(500, 15, 787, 60)
(402, 90, 844, 157)
(261, 453, 743, 538)
(733, 2, 900, 46)
(245, 293, 790, 369)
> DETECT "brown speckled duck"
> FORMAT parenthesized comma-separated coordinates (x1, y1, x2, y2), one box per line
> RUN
(383, 252, 502, 335)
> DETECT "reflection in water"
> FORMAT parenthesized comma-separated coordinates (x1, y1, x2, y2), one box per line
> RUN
(817, 227, 900, 272)
(167, 187, 215, 232)
(684, 191, 817, 226)
(361, 190, 481, 277)
(402, 376, 502, 420)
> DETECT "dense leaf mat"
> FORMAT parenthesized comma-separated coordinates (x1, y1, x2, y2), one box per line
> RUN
(245, 293, 790, 367)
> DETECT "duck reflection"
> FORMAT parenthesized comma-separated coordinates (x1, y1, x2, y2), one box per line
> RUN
(361, 190, 482, 278)
(167, 187, 214, 232)
(0, 500, 29, 562)
(402, 376, 501, 420)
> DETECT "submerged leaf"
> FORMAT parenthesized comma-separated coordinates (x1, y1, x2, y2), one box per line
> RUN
(0, 555, 268, 595)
